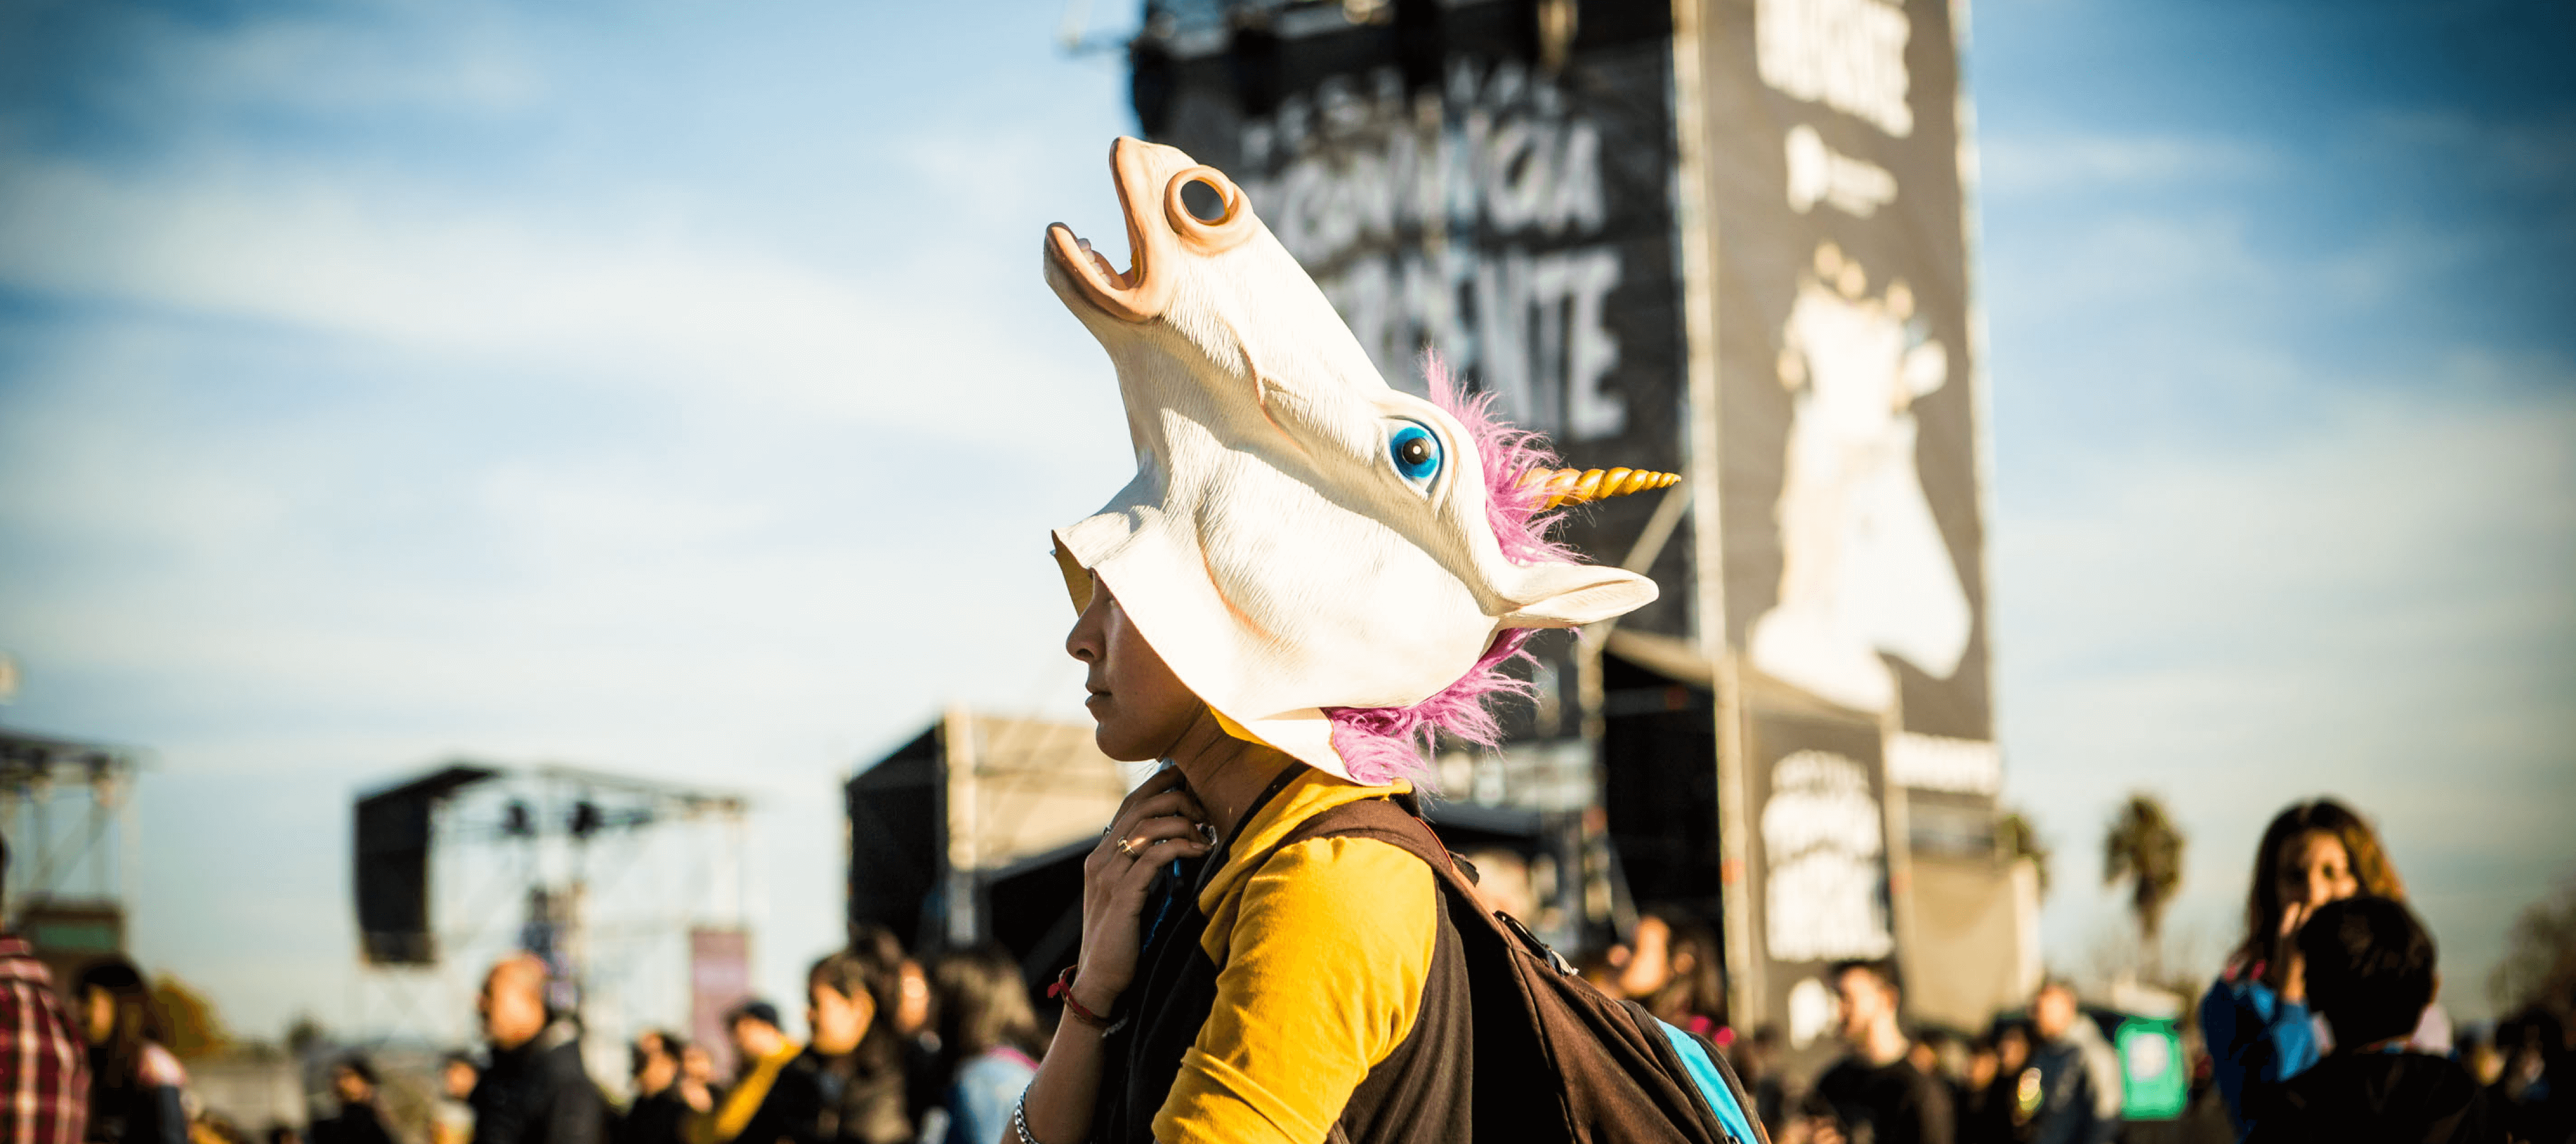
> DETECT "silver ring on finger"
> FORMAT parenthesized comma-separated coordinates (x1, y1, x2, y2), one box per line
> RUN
(1115, 835, 1140, 859)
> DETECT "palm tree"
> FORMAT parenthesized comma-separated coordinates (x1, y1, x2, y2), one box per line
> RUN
(2103, 793, 2187, 979)
(1998, 809, 2053, 898)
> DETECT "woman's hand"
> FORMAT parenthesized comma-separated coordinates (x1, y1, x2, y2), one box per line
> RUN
(2266, 901, 2312, 1002)
(1070, 766, 1212, 1017)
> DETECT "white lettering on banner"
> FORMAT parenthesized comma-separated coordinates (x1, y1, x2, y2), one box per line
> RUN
(1785, 124, 1899, 217)
(1758, 0, 1915, 137)
(1236, 61, 1627, 440)
(1884, 732, 2000, 795)
(1762, 750, 1896, 963)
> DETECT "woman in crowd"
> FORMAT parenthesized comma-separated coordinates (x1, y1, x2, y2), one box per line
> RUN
(621, 1032, 692, 1144)
(801, 934, 914, 1144)
(1007, 137, 1667, 1144)
(925, 947, 1044, 1144)
(1611, 909, 1733, 1045)
(432, 1052, 480, 1144)
(2199, 798, 2441, 1137)
(314, 1056, 392, 1144)
(78, 958, 189, 1144)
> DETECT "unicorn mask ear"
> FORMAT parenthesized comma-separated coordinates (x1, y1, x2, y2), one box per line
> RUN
(1496, 562, 1660, 628)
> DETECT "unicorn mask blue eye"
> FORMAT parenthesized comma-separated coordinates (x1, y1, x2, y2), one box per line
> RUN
(1390, 423, 1442, 491)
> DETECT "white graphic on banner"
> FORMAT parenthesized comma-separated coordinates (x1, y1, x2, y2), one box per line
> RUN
(1235, 61, 1627, 440)
(1884, 732, 2000, 795)
(1762, 750, 1895, 962)
(1757, 0, 1914, 137)
(1785, 124, 1898, 217)
(1787, 977, 1838, 1048)
(1751, 243, 1970, 714)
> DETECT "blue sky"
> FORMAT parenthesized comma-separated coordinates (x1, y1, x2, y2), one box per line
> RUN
(0, 0, 2567, 1043)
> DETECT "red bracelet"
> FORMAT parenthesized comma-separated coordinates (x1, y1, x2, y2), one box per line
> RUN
(1048, 965, 1111, 1028)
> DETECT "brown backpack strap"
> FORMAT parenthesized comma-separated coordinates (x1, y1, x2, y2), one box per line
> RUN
(1245, 796, 1471, 892)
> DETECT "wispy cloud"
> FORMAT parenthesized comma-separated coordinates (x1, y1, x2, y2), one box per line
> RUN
(1981, 133, 2278, 198)
(0, 155, 1120, 448)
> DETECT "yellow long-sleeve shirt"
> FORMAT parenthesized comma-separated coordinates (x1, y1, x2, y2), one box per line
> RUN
(1152, 770, 1442, 1144)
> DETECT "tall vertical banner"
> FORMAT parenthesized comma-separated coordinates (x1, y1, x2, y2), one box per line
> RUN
(1133, 0, 2001, 1054)
(1679, 0, 2000, 1060)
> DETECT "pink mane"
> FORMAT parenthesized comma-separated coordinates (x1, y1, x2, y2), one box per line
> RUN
(1323, 354, 1579, 787)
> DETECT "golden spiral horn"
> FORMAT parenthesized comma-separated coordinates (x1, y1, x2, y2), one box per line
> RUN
(1516, 467, 1682, 510)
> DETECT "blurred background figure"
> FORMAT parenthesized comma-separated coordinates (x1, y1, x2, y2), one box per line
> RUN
(471, 954, 602, 1144)
(313, 1056, 392, 1144)
(677, 1045, 724, 1120)
(619, 1033, 690, 1144)
(263, 1124, 301, 1144)
(692, 1001, 816, 1144)
(884, 955, 938, 1134)
(2020, 980, 2117, 1144)
(1815, 960, 1952, 1144)
(1, 832, 90, 1144)
(801, 935, 913, 1144)
(1951, 1031, 2012, 1144)
(433, 1053, 480, 1144)
(2201, 799, 2432, 1138)
(77, 957, 189, 1144)
(1461, 848, 1538, 924)
(1730, 1025, 1788, 1140)
(1609, 909, 1733, 1044)
(2489, 1010, 2572, 1144)
(921, 946, 1039, 1144)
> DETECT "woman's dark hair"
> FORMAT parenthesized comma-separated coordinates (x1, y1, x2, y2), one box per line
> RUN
(2233, 799, 2405, 967)
(336, 1054, 378, 1088)
(628, 1031, 680, 1079)
(76, 956, 166, 1097)
(930, 945, 1044, 1061)
(810, 926, 911, 1062)
(1640, 910, 1729, 1031)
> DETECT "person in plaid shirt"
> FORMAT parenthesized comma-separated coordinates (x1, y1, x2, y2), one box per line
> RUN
(2, 833, 91, 1144)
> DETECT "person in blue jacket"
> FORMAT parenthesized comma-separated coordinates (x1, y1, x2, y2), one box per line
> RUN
(2200, 799, 2425, 1139)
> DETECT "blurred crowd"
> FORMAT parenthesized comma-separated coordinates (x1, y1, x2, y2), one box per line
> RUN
(6, 795, 2574, 1144)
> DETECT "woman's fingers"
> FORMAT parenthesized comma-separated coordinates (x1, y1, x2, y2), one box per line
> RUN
(1117, 836, 1208, 888)
(1118, 788, 1208, 828)
(1116, 815, 1206, 849)
(1102, 789, 1208, 852)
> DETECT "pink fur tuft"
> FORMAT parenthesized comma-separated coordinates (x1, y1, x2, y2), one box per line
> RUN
(1322, 353, 1582, 787)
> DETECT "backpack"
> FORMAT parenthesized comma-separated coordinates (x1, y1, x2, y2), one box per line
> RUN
(1263, 797, 1772, 1144)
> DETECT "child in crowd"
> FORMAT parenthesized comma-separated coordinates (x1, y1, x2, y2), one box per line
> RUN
(2245, 897, 2497, 1143)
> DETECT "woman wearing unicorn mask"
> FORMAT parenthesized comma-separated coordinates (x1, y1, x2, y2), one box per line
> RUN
(1010, 431, 1663, 1144)
(1007, 137, 1673, 1144)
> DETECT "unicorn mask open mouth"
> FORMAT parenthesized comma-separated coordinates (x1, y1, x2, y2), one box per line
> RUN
(1045, 138, 1255, 323)
(1044, 137, 1664, 783)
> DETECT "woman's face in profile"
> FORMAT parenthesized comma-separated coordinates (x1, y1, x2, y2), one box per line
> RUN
(83, 987, 114, 1046)
(1066, 575, 1204, 761)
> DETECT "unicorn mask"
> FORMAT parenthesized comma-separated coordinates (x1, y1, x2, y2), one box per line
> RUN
(1045, 137, 1669, 784)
